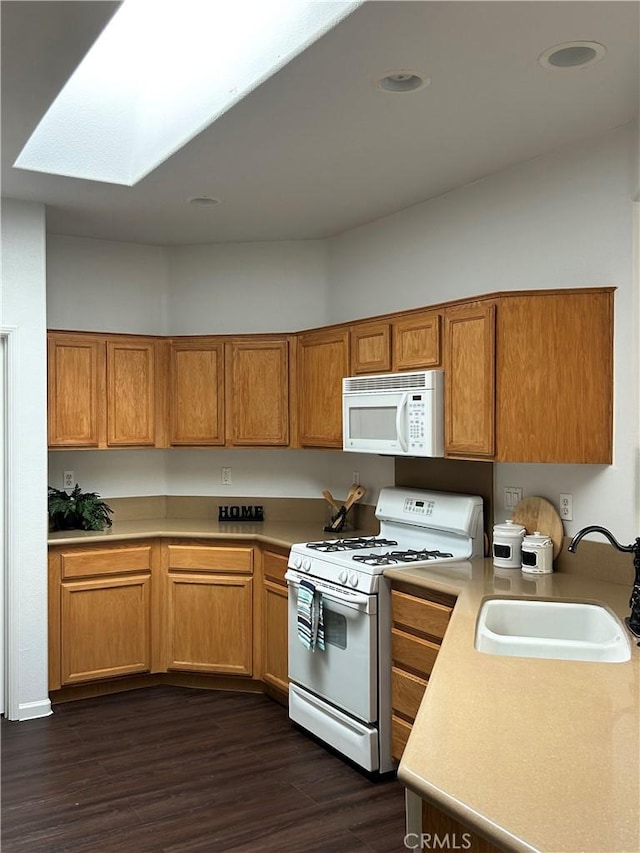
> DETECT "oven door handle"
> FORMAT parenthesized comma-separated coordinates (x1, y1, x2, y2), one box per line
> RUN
(285, 570, 373, 610)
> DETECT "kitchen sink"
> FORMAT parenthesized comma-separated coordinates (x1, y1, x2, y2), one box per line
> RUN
(475, 598, 631, 662)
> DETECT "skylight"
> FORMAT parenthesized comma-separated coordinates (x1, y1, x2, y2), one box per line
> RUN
(13, 0, 362, 186)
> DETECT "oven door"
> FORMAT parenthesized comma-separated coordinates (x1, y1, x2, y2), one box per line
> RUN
(286, 571, 378, 723)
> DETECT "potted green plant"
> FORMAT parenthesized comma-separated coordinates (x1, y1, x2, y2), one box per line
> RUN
(48, 484, 113, 531)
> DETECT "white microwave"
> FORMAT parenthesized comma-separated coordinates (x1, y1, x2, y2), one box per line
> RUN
(342, 370, 444, 457)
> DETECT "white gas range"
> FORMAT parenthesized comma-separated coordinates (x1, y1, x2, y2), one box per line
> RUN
(286, 487, 484, 775)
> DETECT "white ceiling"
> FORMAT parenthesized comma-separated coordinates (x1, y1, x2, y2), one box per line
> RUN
(2, 1, 638, 246)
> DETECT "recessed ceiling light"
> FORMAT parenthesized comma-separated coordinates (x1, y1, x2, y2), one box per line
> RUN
(188, 196, 221, 207)
(376, 71, 430, 93)
(538, 41, 606, 70)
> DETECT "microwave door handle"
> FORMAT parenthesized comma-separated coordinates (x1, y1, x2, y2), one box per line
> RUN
(395, 392, 409, 453)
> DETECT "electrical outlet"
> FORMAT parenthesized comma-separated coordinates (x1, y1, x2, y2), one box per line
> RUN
(63, 470, 75, 490)
(352, 471, 360, 486)
(559, 493, 573, 521)
(220, 467, 232, 485)
(504, 486, 523, 510)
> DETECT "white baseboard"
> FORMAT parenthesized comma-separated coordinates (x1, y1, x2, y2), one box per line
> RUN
(16, 698, 53, 721)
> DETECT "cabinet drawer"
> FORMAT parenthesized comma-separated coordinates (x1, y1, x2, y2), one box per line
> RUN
(392, 628, 440, 678)
(391, 714, 412, 762)
(167, 545, 253, 573)
(392, 590, 452, 640)
(392, 666, 428, 722)
(263, 550, 289, 585)
(61, 546, 151, 579)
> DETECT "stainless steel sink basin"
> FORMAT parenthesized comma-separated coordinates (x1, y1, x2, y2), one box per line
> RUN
(475, 598, 631, 662)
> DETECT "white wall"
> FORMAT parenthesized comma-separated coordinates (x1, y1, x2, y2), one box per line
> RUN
(47, 449, 393, 507)
(1, 198, 51, 720)
(166, 240, 328, 334)
(47, 236, 169, 335)
(326, 125, 639, 541)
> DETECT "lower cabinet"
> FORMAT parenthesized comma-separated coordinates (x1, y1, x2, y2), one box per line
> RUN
(48, 542, 157, 690)
(48, 538, 291, 696)
(391, 581, 455, 762)
(261, 548, 290, 697)
(163, 543, 254, 676)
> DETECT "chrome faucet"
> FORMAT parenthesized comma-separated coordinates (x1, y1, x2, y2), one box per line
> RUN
(568, 525, 640, 639)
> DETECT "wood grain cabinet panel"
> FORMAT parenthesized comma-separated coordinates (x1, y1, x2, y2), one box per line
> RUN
(227, 339, 289, 446)
(297, 327, 350, 448)
(106, 339, 156, 446)
(167, 544, 253, 573)
(166, 574, 253, 675)
(350, 321, 391, 374)
(496, 291, 613, 463)
(60, 574, 151, 685)
(47, 334, 105, 447)
(169, 340, 224, 445)
(391, 582, 456, 762)
(262, 580, 289, 694)
(444, 301, 496, 458)
(392, 311, 441, 371)
(49, 542, 157, 690)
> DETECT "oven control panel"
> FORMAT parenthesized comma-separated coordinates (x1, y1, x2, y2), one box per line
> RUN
(403, 497, 435, 517)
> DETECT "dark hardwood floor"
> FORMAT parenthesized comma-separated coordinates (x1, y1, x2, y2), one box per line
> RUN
(1, 687, 406, 852)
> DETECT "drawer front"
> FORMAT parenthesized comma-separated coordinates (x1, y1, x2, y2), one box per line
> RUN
(392, 666, 428, 722)
(263, 550, 289, 585)
(167, 545, 253, 573)
(61, 546, 151, 579)
(392, 628, 440, 678)
(391, 714, 412, 762)
(392, 590, 452, 640)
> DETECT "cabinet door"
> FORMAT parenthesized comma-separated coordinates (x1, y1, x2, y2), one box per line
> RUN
(60, 574, 151, 685)
(444, 301, 496, 458)
(47, 333, 105, 447)
(350, 321, 391, 374)
(166, 574, 253, 675)
(496, 292, 613, 463)
(106, 339, 156, 445)
(228, 339, 289, 445)
(263, 580, 289, 694)
(297, 327, 349, 447)
(392, 311, 441, 371)
(169, 340, 224, 445)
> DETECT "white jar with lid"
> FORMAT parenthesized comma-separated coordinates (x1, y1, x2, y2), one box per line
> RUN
(492, 520, 526, 569)
(521, 531, 553, 574)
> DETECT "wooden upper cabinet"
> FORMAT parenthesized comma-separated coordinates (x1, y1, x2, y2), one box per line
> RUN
(227, 338, 289, 446)
(496, 291, 613, 463)
(350, 321, 391, 374)
(296, 327, 350, 448)
(106, 339, 156, 446)
(392, 311, 441, 371)
(169, 339, 224, 446)
(444, 301, 496, 458)
(48, 333, 105, 447)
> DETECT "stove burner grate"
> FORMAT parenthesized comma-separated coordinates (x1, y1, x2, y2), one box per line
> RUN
(305, 536, 398, 553)
(352, 549, 454, 566)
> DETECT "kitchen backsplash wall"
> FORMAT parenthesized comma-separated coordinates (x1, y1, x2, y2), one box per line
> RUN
(48, 449, 394, 507)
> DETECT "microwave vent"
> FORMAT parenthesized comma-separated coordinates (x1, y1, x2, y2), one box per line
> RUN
(343, 371, 431, 393)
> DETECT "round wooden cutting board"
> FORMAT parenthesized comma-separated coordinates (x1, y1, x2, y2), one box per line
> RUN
(512, 496, 564, 559)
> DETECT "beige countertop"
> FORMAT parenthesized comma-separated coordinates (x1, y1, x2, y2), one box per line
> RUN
(47, 518, 374, 550)
(385, 559, 640, 853)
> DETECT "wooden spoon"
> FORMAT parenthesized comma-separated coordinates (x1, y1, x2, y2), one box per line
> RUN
(322, 489, 340, 511)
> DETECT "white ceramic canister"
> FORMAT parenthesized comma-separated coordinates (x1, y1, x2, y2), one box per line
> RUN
(492, 520, 526, 569)
(521, 531, 554, 574)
